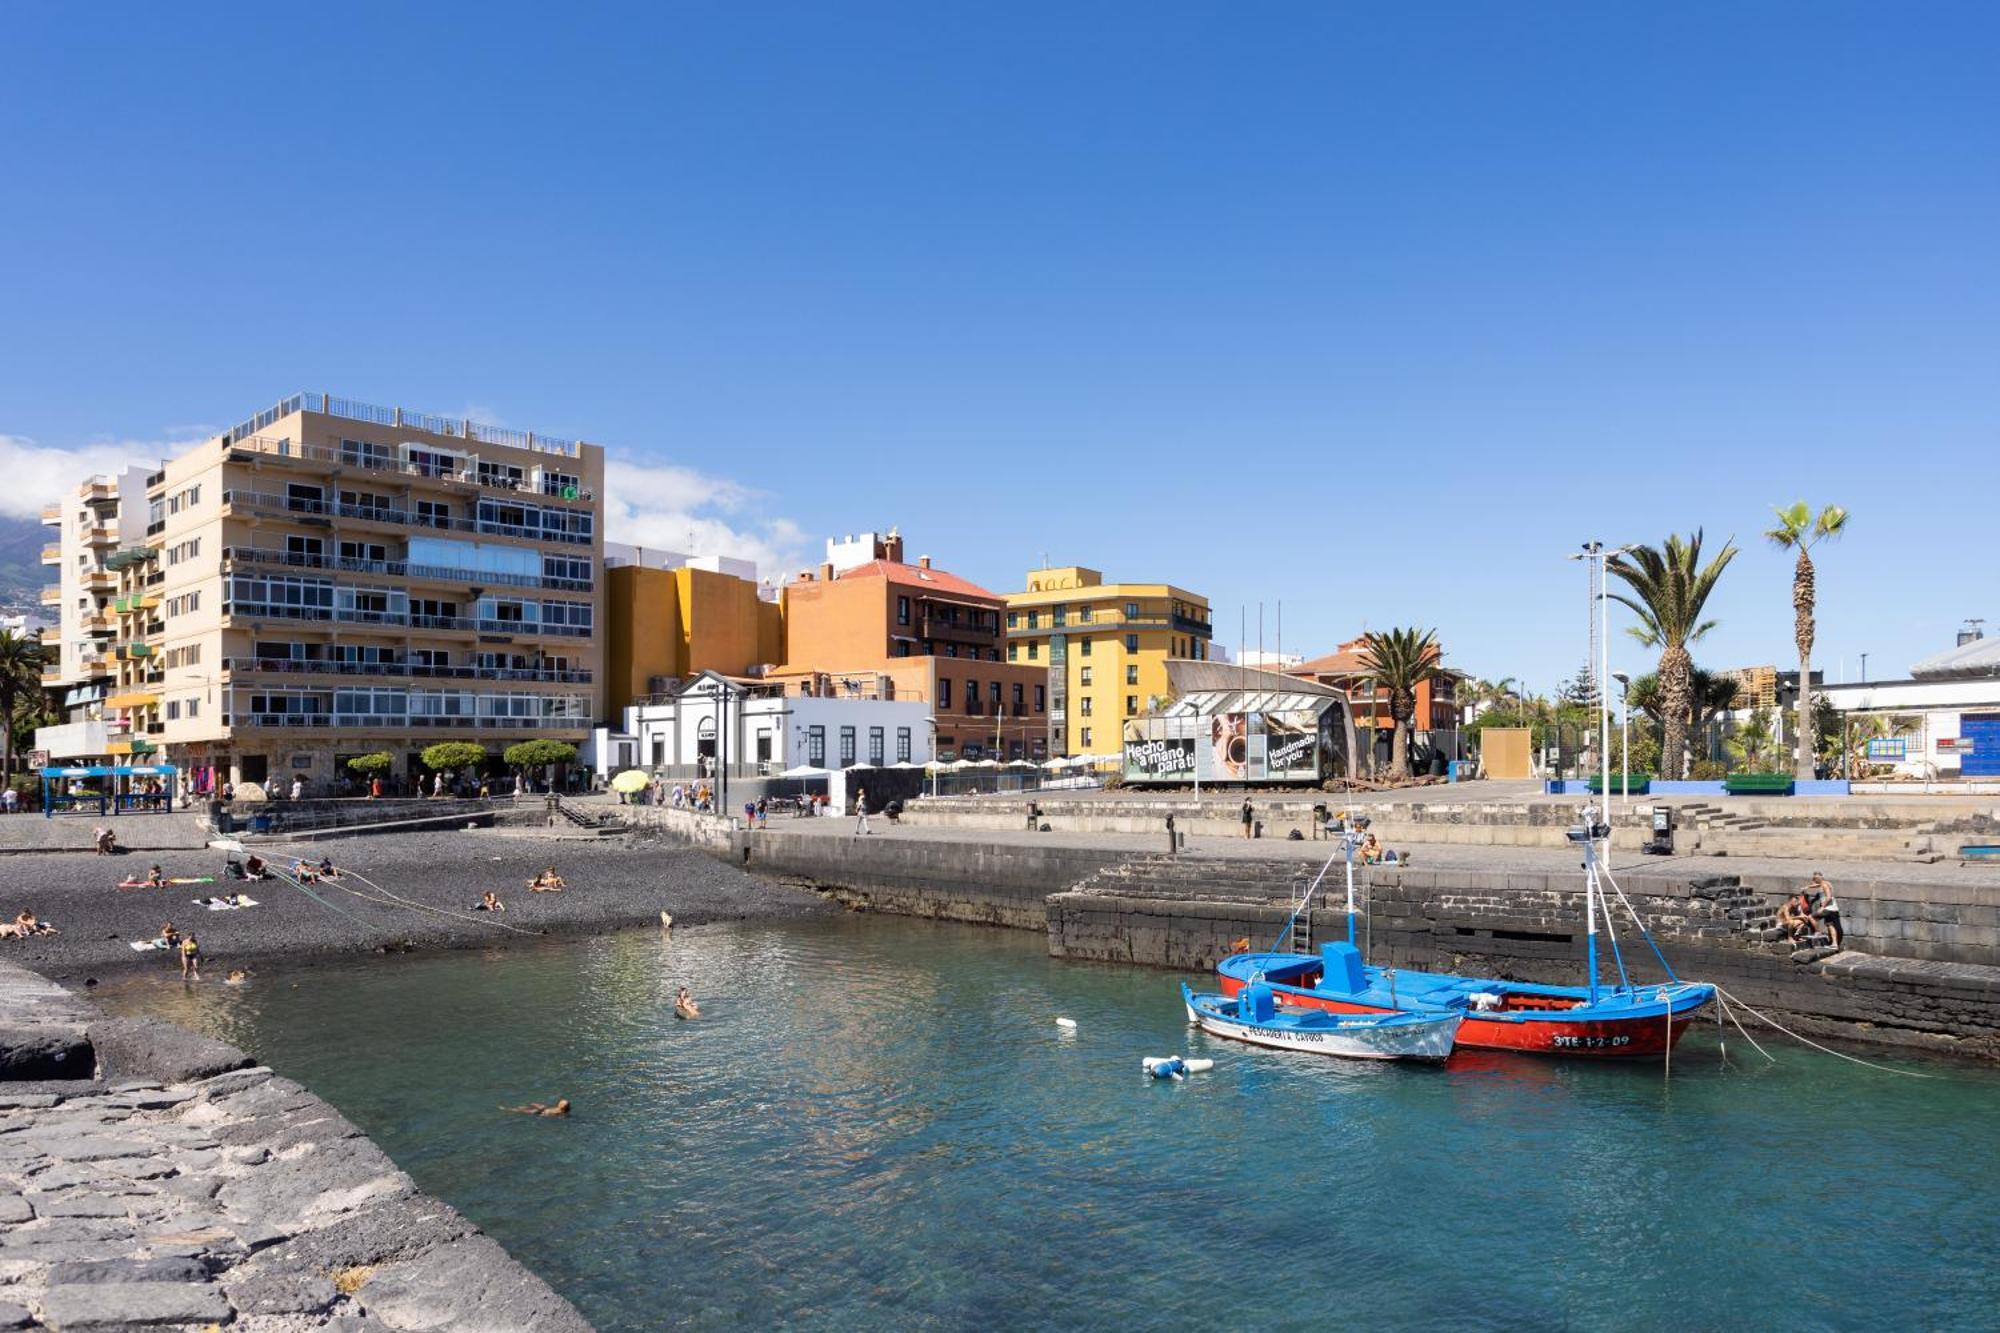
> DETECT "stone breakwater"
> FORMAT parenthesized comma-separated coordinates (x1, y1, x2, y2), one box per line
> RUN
(0, 962, 589, 1331)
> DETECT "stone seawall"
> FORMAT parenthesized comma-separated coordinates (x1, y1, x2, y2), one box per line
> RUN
(0, 962, 590, 1331)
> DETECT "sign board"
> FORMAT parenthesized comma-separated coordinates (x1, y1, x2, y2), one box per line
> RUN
(30, 750, 49, 771)
(1955, 739, 1976, 755)
(1865, 737, 1908, 760)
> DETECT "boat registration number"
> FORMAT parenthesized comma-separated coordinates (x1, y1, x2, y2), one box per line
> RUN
(1550, 1034, 1631, 1049)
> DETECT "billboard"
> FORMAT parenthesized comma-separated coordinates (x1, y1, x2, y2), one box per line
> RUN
(1125, 707, 1341, 784)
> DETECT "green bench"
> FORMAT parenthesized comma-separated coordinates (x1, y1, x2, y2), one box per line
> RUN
(1723, 773, 1795, 797)
(1586, 775, 1652, 796)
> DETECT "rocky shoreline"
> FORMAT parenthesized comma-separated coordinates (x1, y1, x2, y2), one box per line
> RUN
(0, 960, 589, 1331)
(0, 828, 834, 986)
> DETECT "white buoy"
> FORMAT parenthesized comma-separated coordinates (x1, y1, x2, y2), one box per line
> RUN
(1182, 1058, 1215, 1073)
(1055, 1017, 1077, 1029)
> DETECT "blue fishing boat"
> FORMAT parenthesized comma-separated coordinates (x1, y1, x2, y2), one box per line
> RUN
(1181, 983, 1461, 1061)
(1216, 810, 1715, 1058)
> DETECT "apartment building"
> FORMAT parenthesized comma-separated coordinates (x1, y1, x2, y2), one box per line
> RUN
(601, 543, 783, 718)
(35, 468, 156, 764)
(39, 392, 605, 793)
(1003, 566, 1213, 758)
(771, 531, 1049, 761)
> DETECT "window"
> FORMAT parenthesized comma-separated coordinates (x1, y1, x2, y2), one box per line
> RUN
(807, 726, 826, 766)
(1027, 643, 1039, 661)
(1080, 697, 1093, 716)
(166, 485, 202, 515)
(965, 679, 979, 708)
(839, 727, 856, 767)
(896, 728, 912, 762)
(1126, 695, 1139, 716)
(1125, 602, 1139, 618)
(165, 700, 179, 720)
(1077, 606, 1092, 622)
(1125, 634, 1139, 652)
(341, 438, 391, 468)
(1080, 667, 1092, 686)
(1034, 685, 1045, 712)
(1027, 611, 1039, 629)
(1013, 683, 1025, 710)
(540, 470, 580, 498)
(166, 538, 201, 566)
(1053, 606, 1067, 628)
(285, 535, 323, 561)
(1081, 727, 1093, 747)
(938, 679, 951, 708)
(187, 698, 199, 718)
(1008, 644, 1019, 661)
(1127, 665, 1139, 685)
(415, 499, 452, 528)
(868, 727, 885, 765)
(897, 596, 910, 626)
(944, 643, 957, 658)
(1006, 610, 1018, 628)
(1080, 638, 1092, 657)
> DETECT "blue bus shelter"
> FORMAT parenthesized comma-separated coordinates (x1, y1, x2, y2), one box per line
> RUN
(40, 764, 179, 818)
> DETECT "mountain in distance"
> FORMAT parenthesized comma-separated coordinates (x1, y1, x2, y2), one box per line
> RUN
(0, 514, 53, 621)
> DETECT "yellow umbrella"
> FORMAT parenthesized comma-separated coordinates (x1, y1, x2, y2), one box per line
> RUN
(610, 769, 651, 794)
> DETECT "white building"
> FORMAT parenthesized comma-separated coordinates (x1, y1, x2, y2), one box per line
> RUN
(601, 541, 768, 595)
(590, 670, 933, 779)
(1822, 629, 2000, 781)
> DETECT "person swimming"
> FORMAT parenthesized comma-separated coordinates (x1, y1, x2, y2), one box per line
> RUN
(224, 969, 248, 985)
(674, 986, 700, 1019)
(501, 1099, 570, 1117)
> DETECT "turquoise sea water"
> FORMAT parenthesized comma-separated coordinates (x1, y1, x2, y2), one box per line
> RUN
(100, 918, 2000, 1331)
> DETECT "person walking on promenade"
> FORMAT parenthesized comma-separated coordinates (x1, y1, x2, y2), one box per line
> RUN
(853, 787, 872, 835)
(1240, 799, 1254, 840)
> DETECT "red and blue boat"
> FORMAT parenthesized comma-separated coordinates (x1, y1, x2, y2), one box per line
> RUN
(1215, 810, 1714, 1058)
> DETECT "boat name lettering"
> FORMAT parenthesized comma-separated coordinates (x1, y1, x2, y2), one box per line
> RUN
(1549, 1034, 1632, 1049)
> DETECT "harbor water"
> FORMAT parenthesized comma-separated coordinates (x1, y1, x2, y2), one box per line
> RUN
(98, 917, 2000, 1331)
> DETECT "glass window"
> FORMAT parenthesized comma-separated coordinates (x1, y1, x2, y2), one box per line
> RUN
(807, 726, 826, 766)
(1127, 665, 1139, 685)
(1034, 685, 1045, 711)
(1080, 639, 1092, 658)
(896, 728, 911, 762)
(1125, 634, 1139, 652)
(1009, 644, 1018, 661)
(1126, 695, 1139, 716)
(868, 727, 885, 765)
(839, 727, 856, 767)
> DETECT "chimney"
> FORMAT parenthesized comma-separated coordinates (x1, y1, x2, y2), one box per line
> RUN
(882, 532, 905, 564)
(819, 562, 835, 583)
(919, 555, 932, 570)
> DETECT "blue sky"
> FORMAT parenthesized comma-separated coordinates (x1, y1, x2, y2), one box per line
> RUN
(3, 3, 1995, 695)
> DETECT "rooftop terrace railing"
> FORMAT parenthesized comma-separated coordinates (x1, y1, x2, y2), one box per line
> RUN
(222, 393, 584, 458)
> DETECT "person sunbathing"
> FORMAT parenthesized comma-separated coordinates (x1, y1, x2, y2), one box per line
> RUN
(160, 921, 180, 950)
(475, 890, 505, 913)
(0, 910, 56, 939)
(291, 858, 321, 885)
(142, 864, 165, 888)
(528, 867, 567, 892)
(502, 1099, 570, 1117)
(317, 855, 337, 879)
(243, 854, 268, 880)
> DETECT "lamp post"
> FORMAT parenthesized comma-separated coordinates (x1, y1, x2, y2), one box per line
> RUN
(1567, 542, 1635, 808)
(1611, 671, 1630, 812)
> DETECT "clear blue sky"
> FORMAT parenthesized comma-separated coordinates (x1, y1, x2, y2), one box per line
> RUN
(3, 3, 1995, 696)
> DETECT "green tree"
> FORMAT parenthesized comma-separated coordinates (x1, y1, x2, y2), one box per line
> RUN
(419, 741, 488, 774)
(1765, 501, 1848, 780)
(0, 631, 44, 783)
(502, 740, 578, 769)
(346, 752, 393, 775)
(1626, 669, 1739, 765)
(1357, 627, 1444, 776)
(1609, 532, 1739, 779)
(1728, 706, 1778, 772)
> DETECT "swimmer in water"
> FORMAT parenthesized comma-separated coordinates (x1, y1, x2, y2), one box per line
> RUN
(224, 969, 248, 985)
(674, 986, 700, 1019)
(501, 1099, 570, 1117)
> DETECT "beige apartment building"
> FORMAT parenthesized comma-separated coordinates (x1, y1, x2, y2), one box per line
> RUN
(37, 392, 605, 794)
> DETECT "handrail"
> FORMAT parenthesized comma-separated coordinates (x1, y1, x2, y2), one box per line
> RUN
(223, 392, 584, 458)
(223, 545, 591, 592)
(221, 657, 593, 684)
(224, 435, 595, 500)
(218, 489, 593, 545)
(220, 601, 593, 636)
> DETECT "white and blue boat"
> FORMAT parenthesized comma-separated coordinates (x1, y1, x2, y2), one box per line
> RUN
(1181, 982, 1462, 1062)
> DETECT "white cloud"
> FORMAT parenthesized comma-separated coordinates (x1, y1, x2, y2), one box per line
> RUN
(601, 454, 806, 579)
(0, 431, 203, 519)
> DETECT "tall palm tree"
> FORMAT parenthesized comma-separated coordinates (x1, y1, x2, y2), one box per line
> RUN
(1765, 501, 1848, 781)
(0, 631, 44, 784)
(1608, 532, 1739, 779)
(1357, 627, 1443, 776)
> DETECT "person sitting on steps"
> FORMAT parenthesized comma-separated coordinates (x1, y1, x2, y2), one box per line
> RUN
(1777, 890, 1815, 943)
(1805, 871, 1842, 948)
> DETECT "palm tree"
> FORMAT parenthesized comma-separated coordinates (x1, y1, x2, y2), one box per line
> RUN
(0, 631, 44, 784)
(1765, 501, 1848, 781)
(1357, 627, 1444, 776)
(1608, 532, 1739, 779)
(1625, 669, 1740, 767)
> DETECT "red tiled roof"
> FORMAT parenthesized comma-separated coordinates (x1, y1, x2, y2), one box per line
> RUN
(835, 559, 1000, 602)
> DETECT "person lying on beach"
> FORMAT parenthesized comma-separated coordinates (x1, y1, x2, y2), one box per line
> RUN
(528, 867, 567, 892)
(291, 858, 320, 885)
(0, 910, 57, 939)
(317, 855, 337, 879)
(141, 863, 166, 888)
(475, 891, 505, 913)
(243, 854, 268, 880)
(502, 1099, 570, 1117)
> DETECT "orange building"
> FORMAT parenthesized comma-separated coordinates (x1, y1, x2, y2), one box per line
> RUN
(1286, 637, 1461, 747)
(771, 533, 1048, 760)
(601, 561, 784, 718)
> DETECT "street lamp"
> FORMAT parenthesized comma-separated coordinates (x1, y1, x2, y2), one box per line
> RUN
(1611, 671, 1630, 811)
(1567, 542, 1635, 804)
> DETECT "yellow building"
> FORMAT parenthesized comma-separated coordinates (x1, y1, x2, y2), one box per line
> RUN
(1003, 567, 1212, 757)
(603, 560, 783, 717)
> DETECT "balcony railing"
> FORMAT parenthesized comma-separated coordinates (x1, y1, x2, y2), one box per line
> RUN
(40, 544, 60, 563)
(224, 434, 595, 500)
(223, 392, 585, 459)
(223, 545, 591, 592)
(220, 490, 592, 546)
(221, 657, 592, 685)
(222, 601, 593, 636)
(228, 712, 587, 732)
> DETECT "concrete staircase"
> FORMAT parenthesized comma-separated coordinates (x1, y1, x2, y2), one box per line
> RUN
(1670, 802, 1938, 862)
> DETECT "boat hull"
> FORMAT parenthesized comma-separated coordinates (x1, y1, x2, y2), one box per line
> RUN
(1182, 987, 1460, 1062)
(1216, 957, 1712, 1059)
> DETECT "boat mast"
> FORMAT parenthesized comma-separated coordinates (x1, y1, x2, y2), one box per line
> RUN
(1343, 823, 1359, 946)
(1579, 803, 1600, 1006)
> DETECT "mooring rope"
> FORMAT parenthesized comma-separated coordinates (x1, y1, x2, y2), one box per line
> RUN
(1711, 984, 1935, 1079)
(324, 864, 543, 938)
(1715, 990, 1776, 1064)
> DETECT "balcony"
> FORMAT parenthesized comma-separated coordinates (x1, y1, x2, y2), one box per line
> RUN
(40, 664, 62, 685)
(106, 690, 160, 710)
(81, 570, 115, 592)
(77, 478, 115, 502)
(40, 544, 60, 565)
(115, 643, 155, 660)
(224, 392, 584, 459)
(223, 434, 596, 502)
(222, 545, 591, 593)
(219, 490, 592, 546)
(81, 525, 118, 548)
(227, 712, 586, 733)
(104, 546, 156, 571)
(220, 600, 593, 637)
(41, 504, 61, 525)
(40, 586, 60, 606)
(81, 614, 114, 636)
(220, 658, 593, 685)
